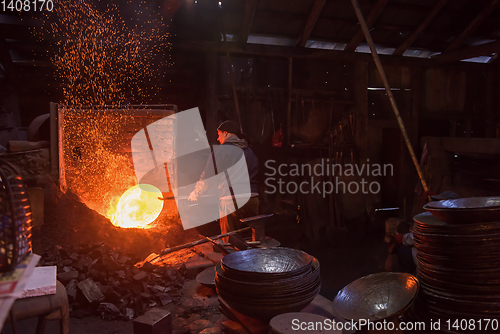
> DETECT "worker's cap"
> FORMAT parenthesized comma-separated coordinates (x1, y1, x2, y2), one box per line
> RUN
(430, 191, 459, 201)
(217, 120, 241, 136)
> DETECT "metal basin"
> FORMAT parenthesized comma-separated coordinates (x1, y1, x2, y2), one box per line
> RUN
(221, 247, 313, 280)
(423, 204, 500, 224)
(423, 197, 500, 224)
(216, 248, 321, 320)
(426, 197, 500, 209)
(215, 258, 320, 293)
(333, 272, 419, 321)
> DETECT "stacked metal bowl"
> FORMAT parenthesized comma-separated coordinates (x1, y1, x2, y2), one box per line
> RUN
(412, 198, 500, 323)
(215, 247, 321, 320)
(423, 196, 500, 224)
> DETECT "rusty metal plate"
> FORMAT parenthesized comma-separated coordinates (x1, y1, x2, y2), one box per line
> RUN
(196, 266, 216, 287)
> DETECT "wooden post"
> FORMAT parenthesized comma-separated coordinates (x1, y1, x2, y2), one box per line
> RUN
(410, 68, 421, 145)
(287, 57, 293, 145)
(49, 102, 58, 181)
(221, 31, 243, 134)
(350, 0, 429, 193)
(206, 52, 218, 144)
(354, 61, 368, 151)
(450, 120, 457, 137)
(465, 119, 472, 138)
(56, 104, 66, 192)
(393, 0, 449, 56)
(485, 71, 494, 137)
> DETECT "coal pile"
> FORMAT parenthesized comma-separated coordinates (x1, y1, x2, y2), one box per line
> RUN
(42, 242, 186, 320)
(42, 191, 198, 259)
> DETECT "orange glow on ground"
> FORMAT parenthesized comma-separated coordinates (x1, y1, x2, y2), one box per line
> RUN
(108, 184, 163, 229)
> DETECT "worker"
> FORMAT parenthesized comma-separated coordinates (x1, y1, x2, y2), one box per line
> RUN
(188, 120, 259, 242)
(393, 191, 459, 274)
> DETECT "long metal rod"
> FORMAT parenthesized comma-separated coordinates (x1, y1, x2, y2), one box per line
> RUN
(349, 0, 429, 193)
(149, 226, 252, 262)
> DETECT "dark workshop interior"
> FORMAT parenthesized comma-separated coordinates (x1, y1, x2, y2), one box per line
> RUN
(1, 0, 500, 333)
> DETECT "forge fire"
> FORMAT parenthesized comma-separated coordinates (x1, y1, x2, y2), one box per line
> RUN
(107, 184, 164, 229)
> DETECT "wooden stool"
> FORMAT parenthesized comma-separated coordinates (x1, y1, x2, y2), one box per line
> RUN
(8, 280, 69, 334)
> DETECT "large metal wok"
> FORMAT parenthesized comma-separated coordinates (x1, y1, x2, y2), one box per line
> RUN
(215, 247, 321, 320)
(332, 272, 419, 322)
(423, 197, 500, 224)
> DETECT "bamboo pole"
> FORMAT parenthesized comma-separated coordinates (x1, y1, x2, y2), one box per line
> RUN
(349, 0, 429, 193)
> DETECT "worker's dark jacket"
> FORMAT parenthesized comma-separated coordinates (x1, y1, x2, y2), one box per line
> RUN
(198, 137, 258, 198)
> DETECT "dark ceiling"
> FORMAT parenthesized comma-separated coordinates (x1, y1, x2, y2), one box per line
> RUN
(1, 0, 500, 73)
(171, 0, 500, 63)
(0, 0, 498, 129)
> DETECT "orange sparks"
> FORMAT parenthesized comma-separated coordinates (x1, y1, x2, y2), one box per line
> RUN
(31, 1, 173, 220)
(34, 0, 171, 106)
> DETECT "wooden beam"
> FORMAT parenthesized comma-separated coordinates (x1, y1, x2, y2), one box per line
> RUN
(485, 70, 494, 137)
(0, 14, 37, 26)
(488, 53, 499, 63)
(238, 0, 258, 44)
(435, 40, 500, 63)
(445, 0, 500, 52)
(174, 41, 491, 70)
(344, 0, 389, 52)
(296, 0, 327, 47)
(393, 0, 449, 56)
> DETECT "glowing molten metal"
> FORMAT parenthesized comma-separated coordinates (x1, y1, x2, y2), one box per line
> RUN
(108, 185, 163, 228)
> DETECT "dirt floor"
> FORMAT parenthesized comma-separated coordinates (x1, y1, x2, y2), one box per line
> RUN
(7, 190, 390, 334)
